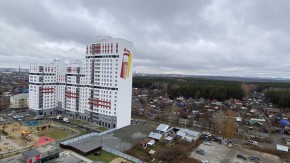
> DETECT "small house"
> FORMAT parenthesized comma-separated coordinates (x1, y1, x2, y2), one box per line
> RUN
(22, 149, 42, 163)
(156, 124, 170, 136)
(266, 108, 280, 117)
(176, 128, 200, 142)
(149, 132, 162, 141)
(286, 137, 290, 146)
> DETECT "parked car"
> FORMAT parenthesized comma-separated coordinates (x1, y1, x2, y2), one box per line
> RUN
(212, 136, 223, 143)
(203, 141, 212, 146)
(8, 113, 14, 116)
(0, 117, 5, 122)
(56, 115, 63, 120)
(13, 115, 24, 119)
(34, 115, 44, 120)
(203, 132, 211, 137)
(63, 117, 69, 123)
(196, 149, 205, 155)
(237, 154, 247, 160)
(249, 156, 261, 162)
(249, 140, 259, 146)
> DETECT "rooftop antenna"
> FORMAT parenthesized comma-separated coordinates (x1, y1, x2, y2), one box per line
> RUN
(19, 66, 21, 80)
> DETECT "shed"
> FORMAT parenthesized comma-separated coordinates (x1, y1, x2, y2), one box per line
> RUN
(22, 149, 42, 163)
(147, 140, 156, 146)
(235, 117, 242, 122)
(149, 132, 162, 141)
(266, 108, 280, 116)
(176, 128, 200, 142)
(156, 124, 170, 134)
(286, 137, 290, 146)
(165, 136, 174, 144)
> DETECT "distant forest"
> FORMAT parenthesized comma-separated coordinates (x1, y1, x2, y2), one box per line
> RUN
(133, 76, 290, 108)
(133, 77, 244, 100)
(265, 91, 290, 108)
(253, 82, 290, 108)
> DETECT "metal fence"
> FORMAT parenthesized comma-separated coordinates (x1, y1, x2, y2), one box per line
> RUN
(59, 128, 145, 162)
(60, 128, 117, 145)
(102, 146, 145, 163)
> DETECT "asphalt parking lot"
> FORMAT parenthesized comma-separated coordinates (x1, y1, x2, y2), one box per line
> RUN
(189, 142, 232, 163)
(189, 142, 282, 163)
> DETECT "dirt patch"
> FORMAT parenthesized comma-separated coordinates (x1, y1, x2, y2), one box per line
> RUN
(110, 157, 132, 163)
(1, 123, 38, 148)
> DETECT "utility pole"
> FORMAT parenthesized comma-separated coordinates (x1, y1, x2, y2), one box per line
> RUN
(120, 140, 122, 151)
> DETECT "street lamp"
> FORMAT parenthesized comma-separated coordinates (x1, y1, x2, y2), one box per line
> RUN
(120, 140, 122, 151)
(187, 115, 191, 129)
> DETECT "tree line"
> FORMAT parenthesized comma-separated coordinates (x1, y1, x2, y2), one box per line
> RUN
(168, 84, 244, 100)
(133, 77, 244, 100)
(265, 91, 290, 108)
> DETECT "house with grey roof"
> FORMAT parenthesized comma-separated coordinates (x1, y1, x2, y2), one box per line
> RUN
(22, 149, 42, 163)
(149, 132, 162, 141)
(155, 123, 173, 137)
(176, 128, 201, 142)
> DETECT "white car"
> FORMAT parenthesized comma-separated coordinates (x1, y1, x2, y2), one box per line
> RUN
(203, 141, 212, 146)
(249, 140, 258, 145)
(63, 117, 69, 123)
(203, 132, 211, 137)
(202, 160, 210, 163)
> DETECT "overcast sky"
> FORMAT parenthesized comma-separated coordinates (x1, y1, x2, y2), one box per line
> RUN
(0, 0, 290, 78)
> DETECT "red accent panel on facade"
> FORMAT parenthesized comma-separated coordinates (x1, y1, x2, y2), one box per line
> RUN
(40, 88, 54, 90)
(67, 67, 72, 73)
(65, 92, 78, 95)
(42, 91, 55, 94)
(92, 44, 101, 54)
(88, 102, 111, 108)
(88, 98, 111, 104)
(65, 95, 78, 98)
(88, 98, 111, 108)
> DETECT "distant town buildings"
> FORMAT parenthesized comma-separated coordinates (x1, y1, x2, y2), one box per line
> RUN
(29, 36, 133, 129)
(10, 93, 29, 108)
(0, 95, 10, 111)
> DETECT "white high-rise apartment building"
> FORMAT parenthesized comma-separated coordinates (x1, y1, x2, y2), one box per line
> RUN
(29, 36, 133, 129)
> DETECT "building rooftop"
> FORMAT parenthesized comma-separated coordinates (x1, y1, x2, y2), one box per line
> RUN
(11, 93, 28, 99)
(156, 124, 169, 132)
(22, 149, 41, 158)
(267, 108, 280, 113)
(176, 128, 200, 138)
(149, 132, 162, 140)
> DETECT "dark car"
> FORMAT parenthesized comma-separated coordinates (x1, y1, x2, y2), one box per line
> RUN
(196, 149, 205, 155)
(249, 156, 261, 162)
(237, 154, 247, 160)
(212, 136, 223, 143)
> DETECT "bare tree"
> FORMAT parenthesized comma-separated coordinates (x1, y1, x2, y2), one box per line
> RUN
(223, 110, 237, 138)
(214, 110, 236, 138)
(214, 110, 225, 135)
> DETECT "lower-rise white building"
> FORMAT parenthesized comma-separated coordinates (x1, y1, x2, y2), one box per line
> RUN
(10, 93, 29, 108)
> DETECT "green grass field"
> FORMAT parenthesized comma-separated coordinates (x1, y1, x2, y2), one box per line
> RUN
(95, 127, 108, 132)
(69, 119, 87, 125)
(36, 127, 76, 140)
(86, 150, 118, 162)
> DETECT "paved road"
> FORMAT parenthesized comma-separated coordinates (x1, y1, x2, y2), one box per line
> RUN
(190, 142, 282, 163)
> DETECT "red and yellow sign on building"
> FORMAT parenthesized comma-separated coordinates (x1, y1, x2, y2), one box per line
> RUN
(120, 48, 132, 80)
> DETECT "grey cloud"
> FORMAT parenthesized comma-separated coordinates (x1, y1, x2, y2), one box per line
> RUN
(0, 0, 290, 77)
